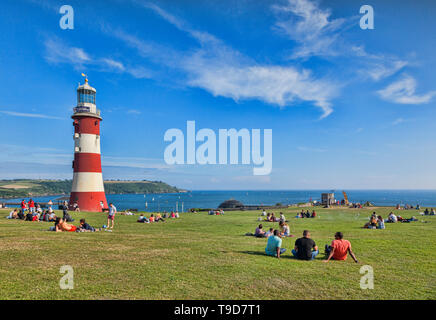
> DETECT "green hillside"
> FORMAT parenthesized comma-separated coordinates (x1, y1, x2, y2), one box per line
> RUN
(0, 179, 183, 198)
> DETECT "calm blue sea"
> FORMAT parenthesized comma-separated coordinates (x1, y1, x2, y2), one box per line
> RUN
(2, 190, 436, 211)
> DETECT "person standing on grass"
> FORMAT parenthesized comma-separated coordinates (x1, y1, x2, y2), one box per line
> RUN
(324, 232, 358, 263)
(28, 199, 35, 214)
(292, 230, 319, 260)
(20, 199, 27, 213)
(107, 203, 117, 229)
(265, 230, 286, 258)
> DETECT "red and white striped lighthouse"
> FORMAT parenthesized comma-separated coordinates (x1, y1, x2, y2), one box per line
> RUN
(69, 77, 107, 212)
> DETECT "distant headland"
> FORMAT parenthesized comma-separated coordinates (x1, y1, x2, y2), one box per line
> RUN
(0, 179, 186, 199)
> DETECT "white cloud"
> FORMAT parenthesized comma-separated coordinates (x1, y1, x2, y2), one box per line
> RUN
(117, 2, 339, 118)
(101, 58, 125, 71)
(0, 110, 64, 120)
(44, 38, 91, 66)
(377, 75, 436, 104)
(272, 0, 347, 59)
(273, 1, 407, 82)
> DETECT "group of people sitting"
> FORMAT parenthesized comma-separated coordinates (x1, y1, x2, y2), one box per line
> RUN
(423, 208, 436, 215)
(265, 229, 358, 263)
(296, 210, 316, 218)
(6, 206, 61, 222)
(261, 211, 286, 222)
(208, 209, 225, 215)
(137, 211, 179, 223)
(363, 211, 419, 229)
(254, 221, 292, 238)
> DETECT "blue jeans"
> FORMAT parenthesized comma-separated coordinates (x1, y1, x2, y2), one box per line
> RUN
(292, 249, 319, 260)
(266, 248, 286, 257)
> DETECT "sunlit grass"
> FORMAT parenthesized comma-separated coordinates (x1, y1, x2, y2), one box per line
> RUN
(0, 206, 434, 299)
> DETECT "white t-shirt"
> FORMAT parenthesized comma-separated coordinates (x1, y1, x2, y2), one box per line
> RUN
(109, 205, 117, 215)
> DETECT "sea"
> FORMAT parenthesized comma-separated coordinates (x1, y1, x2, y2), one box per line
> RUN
(2, 190, 436, 212)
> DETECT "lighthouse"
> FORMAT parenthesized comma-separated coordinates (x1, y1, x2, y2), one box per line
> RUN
(69, 77, 108, 212)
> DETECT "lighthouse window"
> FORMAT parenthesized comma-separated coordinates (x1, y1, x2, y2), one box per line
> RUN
(78, 90, 96, 104)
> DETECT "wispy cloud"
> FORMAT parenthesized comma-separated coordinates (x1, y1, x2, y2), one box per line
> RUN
(377, 75, 436, 104)
(0, 110, 64, 120)
(114, 2, 339, 118)
(44, 37, 152, 78)
(127, 109, 141, 115)
(272, 0, 407, 82)
(272, 0, 348, 59)
(297, 146, 326, 152)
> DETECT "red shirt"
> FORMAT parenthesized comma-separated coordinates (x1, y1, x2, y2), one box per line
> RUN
(331, 239, 351, 260)
(21, 201, 26, 209)
(29, 200, 35, 208)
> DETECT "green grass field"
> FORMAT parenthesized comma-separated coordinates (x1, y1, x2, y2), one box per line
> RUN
(0, 206, 435, 300)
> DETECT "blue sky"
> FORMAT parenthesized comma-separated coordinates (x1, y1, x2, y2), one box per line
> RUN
(1, 0, 436, 189)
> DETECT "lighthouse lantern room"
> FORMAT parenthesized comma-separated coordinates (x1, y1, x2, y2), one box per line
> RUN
(69, 77, 108, 212)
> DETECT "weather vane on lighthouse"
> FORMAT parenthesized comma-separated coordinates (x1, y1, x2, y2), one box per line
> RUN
(69, 74, 108, 212)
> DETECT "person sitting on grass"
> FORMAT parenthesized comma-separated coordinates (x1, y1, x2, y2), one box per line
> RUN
(377, 216, 385, 229)
(62, 207, 74, 222)
(255, 224, 265, 237)
(78, 219, 100, 232)
(311, 210, 316, 218)
(279, 221, 292, 237)
(324, 232, 358, 263)
(155, 213, 165, 222)
(265, 213, 271, 221)
(387, 212, 398, 223)
(279, 212, 286, 222)
(305, 210, 311, 218)
(292, 230, 319, 260)
(48, 211, 56, 222)
(175, 211, 180, 218)
(270, 213, 278, 222)
(364, 214, 378, 229)
(54, 218, 77, 232)
(264, 227, 274, 238)
(424, 208, 429, 215)
(265, 230, 286, 258)
(431, 208, 435, 216)
(149, 214, 155, 222)
(6, 209, 18, 219)
(170, 212, 176, 218)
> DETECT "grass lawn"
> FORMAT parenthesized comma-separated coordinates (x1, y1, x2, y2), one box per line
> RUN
(0, 206, 435, 300)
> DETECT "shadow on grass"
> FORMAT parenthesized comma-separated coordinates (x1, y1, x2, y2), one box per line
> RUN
(239, 250, 327, 261)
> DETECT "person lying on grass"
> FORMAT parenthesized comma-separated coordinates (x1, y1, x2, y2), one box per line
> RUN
(292, 230, 319, 260)
(54, 217, 77, 232)
(324, 232, 358, 263)
(137, 214, 149, 223)
(78, 219, 101, 232)
(265, 230, 286, 259)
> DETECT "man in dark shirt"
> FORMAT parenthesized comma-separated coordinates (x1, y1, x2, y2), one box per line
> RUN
(292, 230, 319, 260)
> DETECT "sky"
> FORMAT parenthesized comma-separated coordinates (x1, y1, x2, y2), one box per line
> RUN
(1, 0, 436, 190)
